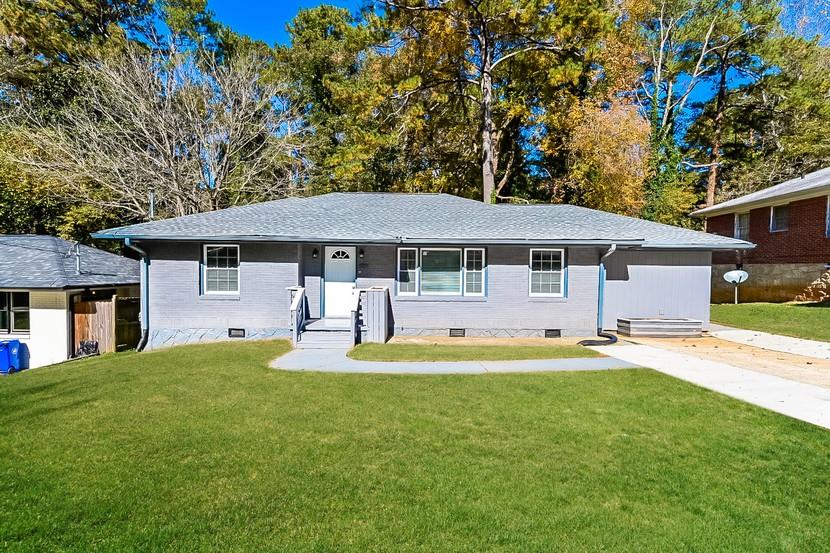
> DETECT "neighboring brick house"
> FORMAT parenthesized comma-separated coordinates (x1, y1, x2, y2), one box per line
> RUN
(692, 167, 830, 303)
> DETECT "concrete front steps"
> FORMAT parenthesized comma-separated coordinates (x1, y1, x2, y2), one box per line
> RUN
(296, 318, 354, 349)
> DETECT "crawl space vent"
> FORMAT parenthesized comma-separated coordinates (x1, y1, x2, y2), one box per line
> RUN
(228, 328, 246, 338)
(544, 329, 562, 338)
(448, 328, 466, 338)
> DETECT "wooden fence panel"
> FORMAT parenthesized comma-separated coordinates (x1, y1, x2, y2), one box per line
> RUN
(73, 300, 115, 354)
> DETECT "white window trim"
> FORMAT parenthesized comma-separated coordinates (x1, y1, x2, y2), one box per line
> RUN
(420, 248, 463, 296)
(769, 204, 789, 233)
(463, 248, 485, 297)
(396, 247, 419, 296)
(529, 248, 565, 298)
(202, 244, 240, 295)
(734, 212, 750, 240)
(826, 195, 830, 238)
(0, 290, 30, 334)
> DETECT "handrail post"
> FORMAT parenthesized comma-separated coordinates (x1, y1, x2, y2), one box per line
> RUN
(287, 286, 305, 346)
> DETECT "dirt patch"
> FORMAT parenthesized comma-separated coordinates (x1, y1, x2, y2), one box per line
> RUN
(625, 335, 830, 389)
(388, 335, 592, 347)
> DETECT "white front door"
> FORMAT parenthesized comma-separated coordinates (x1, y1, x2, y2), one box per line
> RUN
(323, 246, 357, 318)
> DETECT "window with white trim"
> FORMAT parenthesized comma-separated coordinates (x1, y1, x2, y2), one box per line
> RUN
(203, 245, 240, 294)
(397, 248, 418, 295)
(734, 213, 750, 240)
(0, 291, 29, 333)
(770, 205, 789, 232)
(529, 249, 564, 297)
(420, 248, 462, 295)
(464, 248, 485, 296)
(396, 247, 487, 296)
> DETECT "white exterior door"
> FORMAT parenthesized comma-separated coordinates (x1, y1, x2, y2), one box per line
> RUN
(323, 246, 357, 318)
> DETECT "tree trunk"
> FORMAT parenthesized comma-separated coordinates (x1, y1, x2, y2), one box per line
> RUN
(481, 69, 495, 203)
(706, 59, 728, 206)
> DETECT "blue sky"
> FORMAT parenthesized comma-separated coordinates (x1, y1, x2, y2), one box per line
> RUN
(208, 1, 363, 45)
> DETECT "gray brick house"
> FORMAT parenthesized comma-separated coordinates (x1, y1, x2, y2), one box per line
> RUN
(94, 193, 752, 349)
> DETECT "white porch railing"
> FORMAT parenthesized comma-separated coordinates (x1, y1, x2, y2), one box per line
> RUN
(288, 286, 306, 345)
(349, 288, 361, 347)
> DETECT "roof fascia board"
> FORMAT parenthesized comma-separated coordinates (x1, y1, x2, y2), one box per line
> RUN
(92, 233, 647, 247)
(691, 184, 830, 218)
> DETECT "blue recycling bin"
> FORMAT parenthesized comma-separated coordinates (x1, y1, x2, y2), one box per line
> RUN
(0, 340, 21, 374)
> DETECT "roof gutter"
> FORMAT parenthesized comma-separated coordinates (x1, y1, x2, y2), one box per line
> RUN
(124, 238, 150, 352)
(690, 184, 830, 218)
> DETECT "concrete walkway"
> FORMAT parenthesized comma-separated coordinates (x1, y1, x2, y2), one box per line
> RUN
(709, 325, 830, 360)
(591, 343, 830, 430)
(272, 348, 637, 374)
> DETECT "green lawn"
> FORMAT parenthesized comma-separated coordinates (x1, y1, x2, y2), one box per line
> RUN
(348, 342, 601, 361)
(711, 302, 830, 342)
(1, 340, 829, 552)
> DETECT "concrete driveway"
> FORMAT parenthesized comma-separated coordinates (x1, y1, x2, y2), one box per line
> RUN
(591, 340, 830, 430)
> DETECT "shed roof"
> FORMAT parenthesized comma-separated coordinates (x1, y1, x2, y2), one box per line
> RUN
(0, 235, 140, 289)
(691, 167, 830, 218)
(94, 193, 751, 250)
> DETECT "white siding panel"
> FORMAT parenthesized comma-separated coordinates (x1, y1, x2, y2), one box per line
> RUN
(603, 250, 712, 330)
(20, 290, 70, 368)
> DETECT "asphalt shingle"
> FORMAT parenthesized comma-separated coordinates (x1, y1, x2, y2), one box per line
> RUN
(0, 235, 140, 289)
(691, 166, 830, 217)
(94, 193, 751, 250)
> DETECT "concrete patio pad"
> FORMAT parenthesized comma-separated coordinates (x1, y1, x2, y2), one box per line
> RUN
(272, 348, 637, 374)
(709, 325, 830, 361)
(591, 343, 830, 430)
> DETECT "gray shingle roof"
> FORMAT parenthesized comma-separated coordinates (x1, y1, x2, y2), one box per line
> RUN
(0, 235, 139, 289)
(691, 166, 830, 217)
(94, 193, 751, 250)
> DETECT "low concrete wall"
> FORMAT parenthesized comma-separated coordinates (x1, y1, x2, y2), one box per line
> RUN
(148, 327, 290, 350)
(712, 263, 829, 303)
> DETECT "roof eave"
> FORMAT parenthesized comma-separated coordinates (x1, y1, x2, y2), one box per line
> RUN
(691, 184, 830, 218)
(639, 243, 755, 251)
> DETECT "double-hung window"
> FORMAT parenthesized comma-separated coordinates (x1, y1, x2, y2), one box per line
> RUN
(529, 249, 565, 297)
(396, 247, 486, 296)
(770, 205, 789, 232)
(734, 213, 750, 240)
(464, 249, 485, 296)
(397, 248, 418, 295)
(203, 245, 240, 294)
(0, 291, 30, 333)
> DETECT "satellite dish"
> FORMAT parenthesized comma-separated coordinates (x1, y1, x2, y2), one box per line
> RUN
(723, 270, 749, 285)
(723, 269, 749, 304)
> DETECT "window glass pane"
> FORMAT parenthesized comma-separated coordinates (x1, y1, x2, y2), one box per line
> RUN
(11, 292, 28, 309)
(465, 271, 482, 294)
(772, 206, 789, 230)
(530, 250, 563, 295)
(205, 246, 239, 293)
(206, 246, 239, 268)
(421, 250, 461, 294)
(12, 311, 29, 332)
(0, 310, 8, 333)
(736, 214, 750, 239)
(465, 249, 483, 271)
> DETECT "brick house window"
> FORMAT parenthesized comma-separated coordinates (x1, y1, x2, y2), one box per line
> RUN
(770, 205, 789, 232)
(734, 213, 750, 240)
